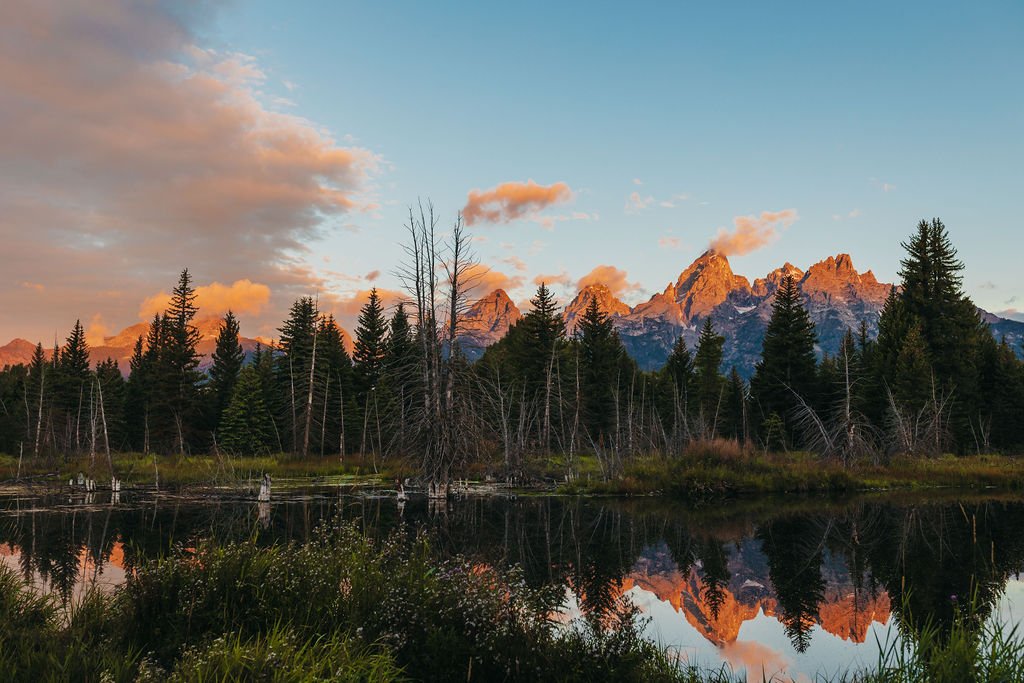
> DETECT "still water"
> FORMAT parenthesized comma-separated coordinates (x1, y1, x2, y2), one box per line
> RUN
(1, 487, 1023, 681)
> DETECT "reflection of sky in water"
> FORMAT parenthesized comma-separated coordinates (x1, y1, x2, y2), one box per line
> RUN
(631, 579, 1024, 681)
(4, 491, 1024, 679)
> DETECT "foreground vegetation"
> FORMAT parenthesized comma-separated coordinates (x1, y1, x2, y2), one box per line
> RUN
(1, 518, 1023, 682)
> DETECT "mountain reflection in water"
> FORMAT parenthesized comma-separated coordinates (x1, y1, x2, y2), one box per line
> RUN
(1, 490, 1022, 679)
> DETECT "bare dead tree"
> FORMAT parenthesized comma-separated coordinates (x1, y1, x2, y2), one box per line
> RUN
(395, 202, 481, 498)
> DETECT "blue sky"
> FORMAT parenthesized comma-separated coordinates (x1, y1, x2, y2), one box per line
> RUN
(2, 0, 1022, 343)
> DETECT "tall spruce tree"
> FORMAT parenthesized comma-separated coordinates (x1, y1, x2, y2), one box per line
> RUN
(693, 318, 725, 432)
(277, 296, 319, 452)
(57, 319, 91, 454)
(353, 288, 388, 395)
(576, 297, 629, 441)
(750, 274, 818, 442)
(894, 218, 986, 448)
(209, 310, 245, 430)
(220, 366, 274, 456)
(159, 269, 202, 453)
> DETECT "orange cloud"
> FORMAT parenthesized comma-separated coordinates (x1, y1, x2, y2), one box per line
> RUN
(85, 314, 110, 347)
(577, 265, 641, 297)
(463, 180, 573, 225)
(462, 263, 525, 297)
(139, 279, 271, 319)
(533, 271, 574, 289)
(708, 209, 798, 256)
(719, 640, 791, 682)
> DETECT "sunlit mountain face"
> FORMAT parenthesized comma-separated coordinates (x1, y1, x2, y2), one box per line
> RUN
(453, 251, 1024, 374)
(3, 490, 1023, 679)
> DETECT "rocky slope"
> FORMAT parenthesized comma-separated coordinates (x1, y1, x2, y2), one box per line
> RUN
(459, 289, 523, 360)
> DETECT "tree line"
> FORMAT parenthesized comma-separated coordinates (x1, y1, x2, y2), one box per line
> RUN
(1, 216, 1022, 485)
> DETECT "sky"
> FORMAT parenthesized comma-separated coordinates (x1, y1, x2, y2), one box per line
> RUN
(2, 0, 1022, 347)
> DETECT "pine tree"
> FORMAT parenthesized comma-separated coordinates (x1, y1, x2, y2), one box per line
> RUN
(94, 358, 125, 451)
(664, 335, 694, 401)
(750, 274, 818, 442)
(723, 367, 746, 441)
(515, 282, 566, 394)
(209, 310, 244, 429)
(892, 322, 932, 413)
(353, 288, 388, 395)
(220, 366, 274, 456)
(57, 319, 91, 454)
(576, 297, 629, 441)
(27, 343, 48, 457)
(158, 269, 202, 453)
(276, 297, 319, 452)
(693, 318, 725, 433)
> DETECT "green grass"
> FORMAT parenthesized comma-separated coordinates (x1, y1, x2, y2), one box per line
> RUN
(0, 451, 411, 489)
(553, 445, 1024, 497)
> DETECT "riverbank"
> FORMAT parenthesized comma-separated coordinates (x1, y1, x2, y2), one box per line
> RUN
(3, 445, 1024, 497)
(554, 447, 1024, 497)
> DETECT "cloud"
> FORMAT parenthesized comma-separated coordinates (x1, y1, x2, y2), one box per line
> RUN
(85, 314, 111, 347)
(658, 236, 682, 249)
(627, 192, 655, 212)
(870, 177, 896, 193)
(139, 279, 272, 319)
(502, 255, 528, 272)
(0, 0, 380, 342)
(365, 270, 381, 282)
(20, 281, 45, 292)
(708, 209, 798, 256)
(576, 265, 642, 298)
(632, 178, 643, 186)
(462, 180, 573, 226)
(462, 263, 525, 297)
(533, 271, 574, 289)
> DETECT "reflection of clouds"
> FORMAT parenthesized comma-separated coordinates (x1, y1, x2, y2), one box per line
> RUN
(719, 639, 790, 682)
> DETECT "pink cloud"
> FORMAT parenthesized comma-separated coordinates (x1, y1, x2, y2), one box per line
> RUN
(462, 180, 573, 225)
(577, 265, 642, 297)
(708, 209, 799, 256)
(0, 0, 379, 342)
(139, 280, 272, 320)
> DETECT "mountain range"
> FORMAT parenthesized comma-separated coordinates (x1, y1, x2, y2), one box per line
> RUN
(460, 250, 1024, 377)
(4, 251, 1022, 377)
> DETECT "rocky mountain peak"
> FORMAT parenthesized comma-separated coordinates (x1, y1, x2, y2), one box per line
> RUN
(462, 289, 522, 337)
(673, 250, 752, 321)
(801, 253, 889, 306)
(563, 283, 630, 333)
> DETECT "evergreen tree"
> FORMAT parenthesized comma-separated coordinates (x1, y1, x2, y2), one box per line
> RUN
(276, 297, 319, 452)
(57, 319, 91, 453)
(664, 334, 695, 402)
(220, 366, 274, 456)
(209, 310, 244, 429)
(892, 322, 932, 413)
(353, 289, 388, 395)
(723, 367, 746, 441)
(94, 358, 125, 451)
(27, 343, 48, 456)
(158, 269, 203, 453)
(515, 283, 566, 394)
(750, 274, 818, 442)
(693, 318, 725, 432)
(576, 297, 630, 441)
(895, 218, 985, 448)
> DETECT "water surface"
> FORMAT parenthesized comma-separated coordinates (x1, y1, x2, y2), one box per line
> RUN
(2, 487, 1022, 680)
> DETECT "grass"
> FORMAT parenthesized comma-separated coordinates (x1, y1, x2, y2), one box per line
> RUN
(0, 451, 410, 489)
(553, 442, 1024, 497)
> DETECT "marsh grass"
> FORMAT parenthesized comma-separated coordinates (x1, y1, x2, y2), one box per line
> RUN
(556, 442, 1024, 497)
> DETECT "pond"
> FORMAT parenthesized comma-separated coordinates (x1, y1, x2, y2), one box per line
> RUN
(2, 486, 1023, 681)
